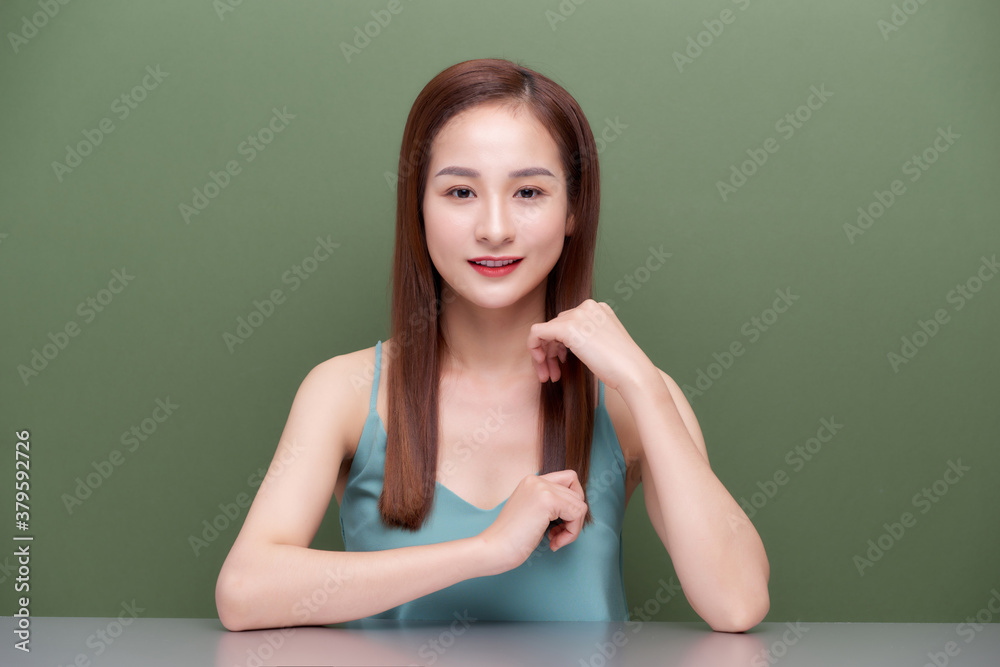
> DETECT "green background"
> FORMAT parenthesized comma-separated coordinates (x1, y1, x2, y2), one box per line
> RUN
(1, 0, 998, 624)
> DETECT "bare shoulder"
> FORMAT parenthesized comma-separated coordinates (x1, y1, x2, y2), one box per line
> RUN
(303, 341, 384, 462)
(220, 341, 384, 558)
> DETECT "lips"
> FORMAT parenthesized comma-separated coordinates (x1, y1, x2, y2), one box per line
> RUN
(468, 258, 522, 276)
(469, 258, 521, 267)
(470, 255, 522, 262)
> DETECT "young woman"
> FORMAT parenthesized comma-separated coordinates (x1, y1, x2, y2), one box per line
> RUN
(215, 58, 769, 632)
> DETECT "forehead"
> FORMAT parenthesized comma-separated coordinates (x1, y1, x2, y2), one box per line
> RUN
(429, 103, 562, 167)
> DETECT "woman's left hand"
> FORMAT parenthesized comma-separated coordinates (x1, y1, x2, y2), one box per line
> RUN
(526, 299, 657, 393)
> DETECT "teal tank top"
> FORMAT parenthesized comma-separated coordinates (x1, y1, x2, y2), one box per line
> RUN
(338, 340, 631, 626)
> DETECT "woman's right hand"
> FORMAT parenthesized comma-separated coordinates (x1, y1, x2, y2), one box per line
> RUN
(477, 469, 589, 575)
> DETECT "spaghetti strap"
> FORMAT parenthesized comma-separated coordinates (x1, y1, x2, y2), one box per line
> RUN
(370, 340, 382, 414)
(339, 339, 630, 624)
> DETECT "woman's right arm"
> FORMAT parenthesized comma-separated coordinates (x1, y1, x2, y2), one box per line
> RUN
(215, 352, 589, 631)
(215, 353, 497, 630)
(217, 526, 492, 630)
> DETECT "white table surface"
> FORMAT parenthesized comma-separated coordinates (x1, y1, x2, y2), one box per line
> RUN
(2, 617, 999, 666)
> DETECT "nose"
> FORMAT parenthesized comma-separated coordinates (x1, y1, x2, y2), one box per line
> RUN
(475, 196, 515, 245)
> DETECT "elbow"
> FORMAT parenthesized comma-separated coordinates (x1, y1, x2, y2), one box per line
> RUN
(216, 562, 252, 632)
(708, 590, 769, 633)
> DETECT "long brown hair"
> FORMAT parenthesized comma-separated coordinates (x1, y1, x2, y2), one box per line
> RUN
(379, 58, 601, 530)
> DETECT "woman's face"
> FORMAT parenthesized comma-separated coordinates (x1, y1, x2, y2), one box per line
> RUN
(421, 102, 574, 311)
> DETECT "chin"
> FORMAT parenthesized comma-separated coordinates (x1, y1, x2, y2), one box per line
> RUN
(449, 285, 531, 312)
(467, 294, 527, 311)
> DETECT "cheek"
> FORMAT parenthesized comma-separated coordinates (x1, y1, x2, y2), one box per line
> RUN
(535, 207, 570, 245)
(424, 227, 446, 265)
(423, 196, 463, 230)
(423, 217, 460, 270)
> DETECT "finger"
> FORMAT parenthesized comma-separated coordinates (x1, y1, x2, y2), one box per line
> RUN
(539, 484, 588, 549)
(539, 469, 585, 498)
(533, 356, 549, 383)
(526, 325, 557, 359)
(529, 344, 552, 383)
(547, 518, 564, 544)
(546, 354, 561, 382)
(528, 344, 545, 364)
(540, 340, 561, 381)
(550, 500, 587, 550)
(549, 526, 566, 551)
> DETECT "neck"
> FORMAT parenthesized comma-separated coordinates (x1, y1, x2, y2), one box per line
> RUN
(437, 281, 547, 383)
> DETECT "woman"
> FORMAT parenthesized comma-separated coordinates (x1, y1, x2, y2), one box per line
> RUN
(215, 58, 769, 632)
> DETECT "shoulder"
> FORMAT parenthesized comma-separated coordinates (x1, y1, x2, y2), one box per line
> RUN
(299, 341, 384, 460)
(312, 340, 384, 387)
(306, 342, 378, 394)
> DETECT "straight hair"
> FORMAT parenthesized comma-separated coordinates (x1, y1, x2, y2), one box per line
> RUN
(379, 58, 602, 530)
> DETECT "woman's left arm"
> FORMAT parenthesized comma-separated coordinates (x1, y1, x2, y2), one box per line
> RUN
(527, 299, 770, 632)
(621, 364, 770, 632)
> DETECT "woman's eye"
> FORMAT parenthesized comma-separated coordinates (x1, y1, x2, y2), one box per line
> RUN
(446, 187, 542, 199)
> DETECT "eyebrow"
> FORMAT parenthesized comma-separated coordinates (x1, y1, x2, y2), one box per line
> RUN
(433, 166, 557, 179)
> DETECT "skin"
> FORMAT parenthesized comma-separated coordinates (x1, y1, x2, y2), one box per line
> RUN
(421, 101, 770, 631)
(215, 100, 770, 633)
(422, 101, 573, 383)
(411, 101, 583, 517)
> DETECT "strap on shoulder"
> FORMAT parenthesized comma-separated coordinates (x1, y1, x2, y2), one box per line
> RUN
(370, 340, 382, 413)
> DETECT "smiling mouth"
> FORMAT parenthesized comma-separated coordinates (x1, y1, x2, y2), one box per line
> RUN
(469, 258, 522, 267)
